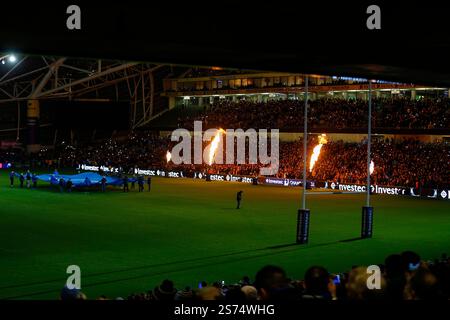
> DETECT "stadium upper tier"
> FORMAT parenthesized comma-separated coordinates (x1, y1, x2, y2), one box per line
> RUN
(147, 97, 450, 133)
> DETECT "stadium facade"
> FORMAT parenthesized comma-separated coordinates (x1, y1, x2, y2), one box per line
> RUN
(161, 71, 449, 109)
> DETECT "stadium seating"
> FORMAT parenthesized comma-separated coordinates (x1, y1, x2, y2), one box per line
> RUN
(61, 251, 449, 301)
(179, 97, 450, 131)
(22, 134, 448, 189)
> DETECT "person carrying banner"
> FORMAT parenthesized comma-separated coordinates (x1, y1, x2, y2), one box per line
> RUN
(100, 176, 107, 192)
(9, 170, 15, 187)
(123, 176, 129, 192)
(19, 173, 25, 188)
(26, 170, 32, 188)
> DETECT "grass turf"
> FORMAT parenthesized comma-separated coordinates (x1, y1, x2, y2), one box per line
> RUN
(0, 172, 449, 299)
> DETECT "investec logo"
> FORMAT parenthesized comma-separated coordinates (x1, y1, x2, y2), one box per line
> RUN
(338, 183, 406, 195)
(225, 175, 253, 183)
(209, 174, 225, 181)
(265, 178, 288, 186)
(168, 171, 183, 178)
(338, 184, 367, 193)
(135, 168, 158, 176)
(226, 175, 244, 183)
(194, 173, 204, 179)
(440, 190, 450, 200)
(241, 177, 254, 184)
(79, 164, 100, 172)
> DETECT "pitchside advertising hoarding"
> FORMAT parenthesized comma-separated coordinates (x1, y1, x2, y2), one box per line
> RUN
(76, 164, 184, 179)
(76, 164, 449, 200)
(262, 177, 315, 188)
(324, 181, 450, 201)
(194, 172, 255, 184)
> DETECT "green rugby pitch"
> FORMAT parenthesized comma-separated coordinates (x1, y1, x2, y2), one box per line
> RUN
(0, 172, 449, 299)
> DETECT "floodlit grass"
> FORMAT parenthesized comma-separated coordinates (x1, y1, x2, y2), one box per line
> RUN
(0, 172, 449, 299)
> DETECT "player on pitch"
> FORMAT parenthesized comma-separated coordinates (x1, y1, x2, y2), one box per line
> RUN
(236, 190, 243, 209)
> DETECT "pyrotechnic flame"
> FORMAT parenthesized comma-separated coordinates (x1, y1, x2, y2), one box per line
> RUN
(370, 160, 374, 175)
(208, 129, 225, 165)
(309, 134, 328, 172)
(166, 151, 172, 163)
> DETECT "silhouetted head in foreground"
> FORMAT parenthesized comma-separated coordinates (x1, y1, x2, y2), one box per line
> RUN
(254, 265, 290, 301)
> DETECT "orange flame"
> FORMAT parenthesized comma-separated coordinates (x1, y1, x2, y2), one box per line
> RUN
(370, 160, 374, 175)
(309, 134, 328, 172)
(208, 129, 225, 165)
(166, 151, 172, 163)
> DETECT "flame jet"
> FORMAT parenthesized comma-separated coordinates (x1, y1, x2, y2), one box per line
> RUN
(309, 134, 328, 172)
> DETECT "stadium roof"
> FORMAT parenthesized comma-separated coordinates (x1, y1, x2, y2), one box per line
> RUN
(1, 2, 450, 86)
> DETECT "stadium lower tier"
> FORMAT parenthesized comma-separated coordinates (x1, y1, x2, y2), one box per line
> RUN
(6, 135, 446, 190)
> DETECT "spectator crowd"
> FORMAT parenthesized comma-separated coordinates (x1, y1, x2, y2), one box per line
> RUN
(60, 251, 450, 301)
(1, 96, 449, 189)
(279, 138, 450, 189)
(17, 133, 447, 190)
(179, 97, 450, 131)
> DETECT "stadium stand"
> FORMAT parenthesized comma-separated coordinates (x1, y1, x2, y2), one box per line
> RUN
(11, 133, 446, 189)
(60, 251, 449, 301)
(178, 97, 450, 131)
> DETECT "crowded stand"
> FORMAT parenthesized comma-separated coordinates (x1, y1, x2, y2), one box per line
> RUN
(2, 94, 449, 193)
(178, 97, 450, 131)
(60, 251, 450, 301)
(280, 139, 450, 189)
(4, 131, 447, 189)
